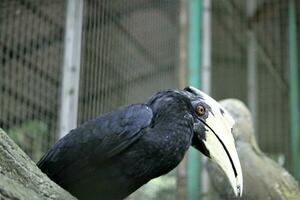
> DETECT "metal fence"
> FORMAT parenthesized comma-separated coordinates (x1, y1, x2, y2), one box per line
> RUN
(0, 0, 66, 161)
(211, 0, 300, 173)
(78, 0, 180, 124)
(0, 0, 180, 158)
(0, 0, 180, 199)
(0, 0, 299, 199)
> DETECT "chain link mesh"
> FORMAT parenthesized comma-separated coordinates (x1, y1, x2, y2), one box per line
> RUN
(211, 0, 300, 171)
(0, 0, 66, 161)
(0, 0, 299, 198)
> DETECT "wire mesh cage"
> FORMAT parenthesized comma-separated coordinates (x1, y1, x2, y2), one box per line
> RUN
(0, 0, 180, 159)
(78, 0, 180, 124)
(211, 0, 300, 172)
(0, 0, 300, 199)
(0, 0, 181, 198)
(0, 0, 66, 161)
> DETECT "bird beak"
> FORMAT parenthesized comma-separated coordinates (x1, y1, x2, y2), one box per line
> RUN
(187, 87, 243, 197)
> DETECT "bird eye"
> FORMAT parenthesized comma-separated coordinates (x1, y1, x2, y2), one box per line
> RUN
(196, 105, 205, 116)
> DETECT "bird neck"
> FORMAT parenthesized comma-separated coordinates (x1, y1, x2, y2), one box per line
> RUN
(146, 93, 194, 163)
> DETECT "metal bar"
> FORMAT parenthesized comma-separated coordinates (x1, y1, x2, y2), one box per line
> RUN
(201, 0, 211, 94)
(59, 0, 84, 138)
(247, 31, 257, 135)
(178, 0, 188, 89)
(177, 0, 188, 199)
(200, 0, 211, 198)
(288, 0, 299, 180)
(247, 0, 258, 135)
(187, 0, 202, 199)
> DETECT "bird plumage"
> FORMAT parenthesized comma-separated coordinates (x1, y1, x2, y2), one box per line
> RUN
(38, 91, 195, 200)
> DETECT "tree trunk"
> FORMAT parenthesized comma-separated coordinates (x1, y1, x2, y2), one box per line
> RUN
(0, 128, 76, 200)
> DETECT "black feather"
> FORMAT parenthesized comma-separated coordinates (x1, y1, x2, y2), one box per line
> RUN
(38, 91, 194, 200)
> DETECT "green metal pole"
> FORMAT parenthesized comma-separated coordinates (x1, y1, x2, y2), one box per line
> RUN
(288, 0, 299, 180)
(187, 0, 202, 199)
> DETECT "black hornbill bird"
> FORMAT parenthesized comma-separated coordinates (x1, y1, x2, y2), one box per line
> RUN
(37, 86, 243, 200)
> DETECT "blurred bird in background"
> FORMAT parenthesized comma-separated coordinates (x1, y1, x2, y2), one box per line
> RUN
(207, 99, 300, 200)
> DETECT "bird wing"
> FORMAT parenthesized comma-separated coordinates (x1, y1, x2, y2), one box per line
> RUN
(37, 104, 153, 183)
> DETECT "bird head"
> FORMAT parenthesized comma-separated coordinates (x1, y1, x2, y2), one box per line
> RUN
(181, 86, 243, 197)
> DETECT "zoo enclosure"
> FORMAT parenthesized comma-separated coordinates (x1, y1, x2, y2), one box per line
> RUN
(0, 0, 299, 199)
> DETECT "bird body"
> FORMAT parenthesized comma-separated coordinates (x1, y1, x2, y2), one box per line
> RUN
(38, 87, 243, 200)
(38, 91, 194, 199)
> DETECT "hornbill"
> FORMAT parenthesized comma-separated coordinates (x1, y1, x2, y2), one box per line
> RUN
(207, 99, 300, 200)
(37, 87, 243, 200)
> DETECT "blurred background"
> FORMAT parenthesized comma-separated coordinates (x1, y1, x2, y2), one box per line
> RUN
(0, 0, 299, 199)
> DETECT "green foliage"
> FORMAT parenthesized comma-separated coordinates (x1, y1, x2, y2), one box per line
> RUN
(7, 121, 48, 162)
(128, 171, 176, 200)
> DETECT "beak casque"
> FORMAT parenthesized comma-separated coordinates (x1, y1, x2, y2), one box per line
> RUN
(188, 86, 243, 197)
